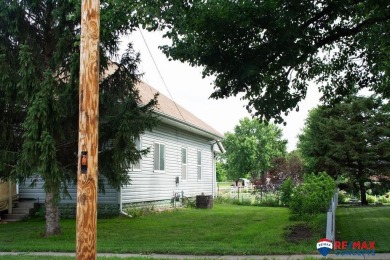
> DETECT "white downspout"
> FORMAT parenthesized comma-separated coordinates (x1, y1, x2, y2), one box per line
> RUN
(119, 187, 132, 217)
(211, 144, 216, 198)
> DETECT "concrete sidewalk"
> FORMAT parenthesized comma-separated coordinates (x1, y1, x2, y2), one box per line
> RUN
(1, 252, 390, 260)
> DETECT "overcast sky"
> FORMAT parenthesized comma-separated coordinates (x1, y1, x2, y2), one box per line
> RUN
(121, 30, 321, 152)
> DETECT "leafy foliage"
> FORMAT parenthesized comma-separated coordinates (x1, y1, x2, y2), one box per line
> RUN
(298, 95, 390, 204)
(136, 0, 390, 123)
(251, 151, 302, 197)
(280, 177, 294, 207)
(370, 177, 390, 196)
(268, 151, 304, 184)
(216, 161, 228, 182)
(222, 118, 286, 180)
(290, 172, 335, 217)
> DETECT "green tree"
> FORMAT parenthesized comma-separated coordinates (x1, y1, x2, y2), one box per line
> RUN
(298, 96, 390, 205)
(0, 1, 157, 236)
(137, 0, 390, 123)
(222, 118, 286, 181)
(216, 161, 228, 182)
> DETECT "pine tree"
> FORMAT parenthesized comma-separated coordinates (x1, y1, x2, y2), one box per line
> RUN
(299, 96, 390, 205)
(0, 1, 157, 236)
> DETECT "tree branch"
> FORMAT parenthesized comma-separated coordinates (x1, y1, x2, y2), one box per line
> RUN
(315, 15, 390, 49)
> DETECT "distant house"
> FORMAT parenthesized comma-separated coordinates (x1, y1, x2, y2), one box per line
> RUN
(0, 181, 17, 212)
(18, 81, 224, 214)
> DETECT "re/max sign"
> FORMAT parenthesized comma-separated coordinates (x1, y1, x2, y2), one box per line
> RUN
(334, 241, 375, 250)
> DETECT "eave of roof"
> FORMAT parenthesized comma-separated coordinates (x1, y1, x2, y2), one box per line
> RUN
(137, 81, 224, 140)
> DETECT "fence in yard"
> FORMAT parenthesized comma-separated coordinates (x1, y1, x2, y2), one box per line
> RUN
(326, 190, 338, 242)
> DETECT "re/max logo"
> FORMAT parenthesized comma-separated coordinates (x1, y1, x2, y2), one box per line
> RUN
(334, 241, 375, 250)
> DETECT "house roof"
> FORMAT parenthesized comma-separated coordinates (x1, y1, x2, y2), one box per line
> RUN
(137, 81, 224, 140)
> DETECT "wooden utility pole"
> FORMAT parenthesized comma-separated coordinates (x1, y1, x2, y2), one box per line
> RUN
(76, 0, 100, 259)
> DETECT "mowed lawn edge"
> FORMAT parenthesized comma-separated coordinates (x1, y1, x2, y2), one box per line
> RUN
(336, 206, 390, 253)
(0, 204, 324, 255)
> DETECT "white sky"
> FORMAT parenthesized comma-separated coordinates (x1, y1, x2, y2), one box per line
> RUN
(121, 30, 321, 152)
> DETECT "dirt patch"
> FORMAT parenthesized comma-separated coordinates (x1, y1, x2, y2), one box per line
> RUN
(285, 224, 313, 243)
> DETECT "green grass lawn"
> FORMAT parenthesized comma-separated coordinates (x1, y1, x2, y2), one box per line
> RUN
(336, 206, 390, 252)
(217, 182, 233, 189)
(0, 255, 324, 260)
(0, 256, 153, 260)
(0, 256, 74, 260)
(0, 204, 325, 255)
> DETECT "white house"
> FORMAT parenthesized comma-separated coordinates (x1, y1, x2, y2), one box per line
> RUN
(18, 81, 224, 214)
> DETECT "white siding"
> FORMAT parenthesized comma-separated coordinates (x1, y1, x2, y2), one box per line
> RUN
(19, 123, 217, 206)
(19, 178, 118, 204)
(122, 123, 215, 203)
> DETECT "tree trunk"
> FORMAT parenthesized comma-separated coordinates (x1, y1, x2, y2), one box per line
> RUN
(45, 191, 61, 236)
(358, 180, 368, 205)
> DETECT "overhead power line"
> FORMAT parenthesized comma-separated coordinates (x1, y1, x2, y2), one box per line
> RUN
(138, 29, 187, 124)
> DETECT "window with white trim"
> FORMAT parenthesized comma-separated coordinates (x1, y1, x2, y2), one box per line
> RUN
(197, 150, 202, 180)
(154, 143, 165, 171)
(181, 148, 187, 181)
(132, 137, 141, 171)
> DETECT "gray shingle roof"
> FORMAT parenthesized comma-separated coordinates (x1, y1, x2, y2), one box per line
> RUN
(137, 81, 223, 139)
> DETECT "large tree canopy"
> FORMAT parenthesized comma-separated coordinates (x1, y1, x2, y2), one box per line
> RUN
(0, 1, 157, 235)
(137, 0, 390, 123)
(298, 96, 390, 205)
(222, 118, 286, 180)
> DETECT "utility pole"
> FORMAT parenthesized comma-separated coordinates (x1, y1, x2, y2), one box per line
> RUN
(76, 0, 100, 259)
